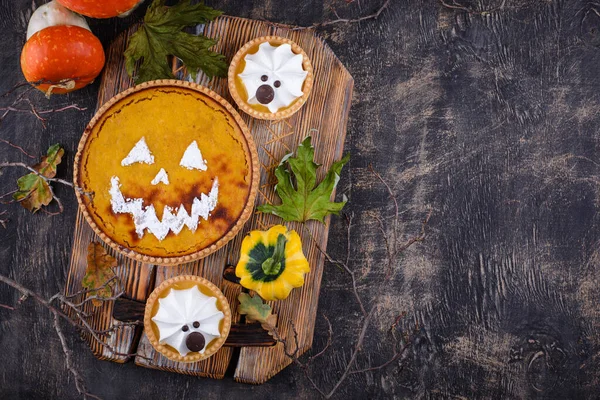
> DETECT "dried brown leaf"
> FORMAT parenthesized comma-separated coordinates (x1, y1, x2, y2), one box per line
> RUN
(82, 242, 117, 307)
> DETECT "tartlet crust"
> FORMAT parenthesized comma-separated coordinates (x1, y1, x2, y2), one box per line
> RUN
(73, 79, 259, 265)
(143, 275, 232, 363)
(228, 36, 314, 120)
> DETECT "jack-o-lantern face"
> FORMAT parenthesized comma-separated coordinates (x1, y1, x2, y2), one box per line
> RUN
(109, 137, 219, 241)
(76, 84, 258, 261)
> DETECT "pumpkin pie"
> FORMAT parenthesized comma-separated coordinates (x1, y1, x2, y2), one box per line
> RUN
(228, 36, 314, 120)
(74, 80, 259, 265)
(144, 275, 232, 363)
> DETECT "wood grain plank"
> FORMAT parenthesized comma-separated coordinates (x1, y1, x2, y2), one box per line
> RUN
(64, 212, 155, 362)
(198, 16, 354, 383)
(63, 15, 352, 382)
(63, 24, 154, 364)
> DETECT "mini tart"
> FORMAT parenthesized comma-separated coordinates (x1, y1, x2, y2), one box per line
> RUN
(228, 36, 314, 120)
(144, 275, 232, 363)
(74, 80, 259, 265)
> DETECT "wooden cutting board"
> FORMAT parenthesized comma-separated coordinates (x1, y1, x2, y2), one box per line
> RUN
(64, 15, 353, 384)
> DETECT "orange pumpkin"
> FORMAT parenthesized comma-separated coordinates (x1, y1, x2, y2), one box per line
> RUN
(20, 25, 105, 95)
(56, 0, 142, 18)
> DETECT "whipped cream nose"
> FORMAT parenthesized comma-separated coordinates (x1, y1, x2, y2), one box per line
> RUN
(151, 168, 170, 185)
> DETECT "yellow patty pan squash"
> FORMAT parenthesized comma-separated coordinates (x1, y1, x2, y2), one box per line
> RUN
(235, 225, 310, 301)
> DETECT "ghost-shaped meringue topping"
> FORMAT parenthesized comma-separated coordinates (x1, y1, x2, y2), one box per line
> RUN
(151, 286, 224, 356)
(239, 42, 308, 113)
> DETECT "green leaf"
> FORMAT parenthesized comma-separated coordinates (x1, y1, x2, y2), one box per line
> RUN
(12, 144, 64, 213)
(146, 0, 222, 28)
(82, 242, 118, 307)
(124, 0, 227, 84)
(258, 136, 350, 223)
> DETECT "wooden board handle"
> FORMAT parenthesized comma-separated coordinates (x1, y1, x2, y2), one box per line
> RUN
(112, 297, 275, 347)
(223, 265, 241, 285)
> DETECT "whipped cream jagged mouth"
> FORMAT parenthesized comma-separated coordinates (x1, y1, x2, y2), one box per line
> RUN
(109, 176, 219, 241)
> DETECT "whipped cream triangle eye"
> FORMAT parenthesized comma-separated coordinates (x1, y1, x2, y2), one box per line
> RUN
(180, 140, 208, 171)
(121, 137, 154, 166)
(239, 42, 308, 113)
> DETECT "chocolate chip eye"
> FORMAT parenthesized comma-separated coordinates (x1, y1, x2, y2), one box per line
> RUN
(193, 321, 200, 328)
(261, 75, 268, 82)
(274, 80, 281, 88)
(182, 325, 189, 332)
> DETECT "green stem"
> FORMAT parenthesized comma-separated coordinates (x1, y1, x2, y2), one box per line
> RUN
(262, 234, 287, 275)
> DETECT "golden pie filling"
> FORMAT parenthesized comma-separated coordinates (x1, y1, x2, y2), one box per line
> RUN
(76, 84, 255, 259)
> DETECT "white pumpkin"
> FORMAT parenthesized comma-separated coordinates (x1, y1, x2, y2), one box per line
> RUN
(26, 1, 90, 40)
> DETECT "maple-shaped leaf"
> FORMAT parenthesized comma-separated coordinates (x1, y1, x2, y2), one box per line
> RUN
(82, 242, 118, 307)
(124, 0, 227, 84)
(238, 293, 277, 329)
(12, 144, 64, 213)
(258, 136, 350, 223)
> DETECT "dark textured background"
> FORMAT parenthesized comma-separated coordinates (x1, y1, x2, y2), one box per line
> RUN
(2, 0, 600, 398)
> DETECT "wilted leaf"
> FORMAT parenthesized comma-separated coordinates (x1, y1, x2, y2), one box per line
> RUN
(12, 144, 64, 213)
(238, 292, 278, 335)
(258, 136, 350, 223)
(82, 242, 118, 307)
(33, 143, 63, 178)
(238, 293, 272, 323)
(13, 174, 53, 212)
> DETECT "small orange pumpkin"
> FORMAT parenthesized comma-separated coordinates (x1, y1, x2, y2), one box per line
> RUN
(56, 0, 142, 18)
(20, 25, 105, 95)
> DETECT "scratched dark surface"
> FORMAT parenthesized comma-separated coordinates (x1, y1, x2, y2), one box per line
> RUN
(2, 0, 600, 399)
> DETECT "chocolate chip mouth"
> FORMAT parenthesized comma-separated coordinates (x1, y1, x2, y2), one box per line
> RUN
(256, 84, 275, 105)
